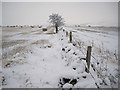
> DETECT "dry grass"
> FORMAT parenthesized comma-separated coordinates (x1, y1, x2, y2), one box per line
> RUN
(32, 40, 49, 45)
(2, 45, 30, 68)
(2, 40, 27, 49)
(32, 40, 52, 48)
(2, 45, 27, 60)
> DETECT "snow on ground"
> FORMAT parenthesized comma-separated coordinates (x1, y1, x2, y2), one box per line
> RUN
(1, 26, 118, 88)
(64, 26, 118, 52)
(64, 26, 118, 88)
(0, 26, 2, 90)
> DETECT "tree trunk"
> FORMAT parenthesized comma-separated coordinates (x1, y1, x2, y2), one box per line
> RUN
(55, 23, 58, 33)
(69, 31, 72, 43)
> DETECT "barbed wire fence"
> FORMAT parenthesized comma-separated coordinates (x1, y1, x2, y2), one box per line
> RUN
(63, 29, 118, 89)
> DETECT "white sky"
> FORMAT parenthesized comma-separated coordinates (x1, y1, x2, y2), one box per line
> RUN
(0, 2, 2, 26)
(2, 2, 118, 26)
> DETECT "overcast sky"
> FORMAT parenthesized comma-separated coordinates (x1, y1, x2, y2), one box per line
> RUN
(0, 2, 2, 26)
(2, 2, 118, 26)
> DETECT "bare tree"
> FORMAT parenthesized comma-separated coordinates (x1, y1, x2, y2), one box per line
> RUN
(49, 13, 64, 33)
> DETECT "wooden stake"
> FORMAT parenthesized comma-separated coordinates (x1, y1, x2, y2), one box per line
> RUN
(86, 46, 92, 73)
(69, 31, 72, 43)
(66, 31, 68, 36)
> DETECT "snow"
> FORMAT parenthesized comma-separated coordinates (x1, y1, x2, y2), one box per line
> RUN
(63, 83, 73, 88)
(64, 26, 118, 53)
(1, 25, 118, 88)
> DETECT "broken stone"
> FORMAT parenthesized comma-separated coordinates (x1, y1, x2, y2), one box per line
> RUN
(82, 76, 86, 79)
(69, 79, 77, 85)
(63, 78, 71, 84)
(62, 48, 65, 51)
(73, 43, 76, 46)
(97, 62, 99, 65)
(73, 68, 76, 70)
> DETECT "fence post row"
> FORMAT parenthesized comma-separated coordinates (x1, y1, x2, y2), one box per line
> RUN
(65, 29, 92, 73)
(86, 46, 92, 73)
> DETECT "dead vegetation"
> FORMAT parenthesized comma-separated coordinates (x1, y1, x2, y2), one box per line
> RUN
(2, 45, 30, 68)
(2, 40, 27, 49)
(32, 40, 52, 48)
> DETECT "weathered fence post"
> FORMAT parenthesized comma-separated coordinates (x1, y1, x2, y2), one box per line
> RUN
(86, 46, 92, 73)
(66, 31, 68, 37)
(69, 31, 72, 43)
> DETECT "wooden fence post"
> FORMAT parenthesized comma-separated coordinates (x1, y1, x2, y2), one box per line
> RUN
(86, 46, 92, 73)
(69, 31, 72, 43)
(66, 31, 68, 37)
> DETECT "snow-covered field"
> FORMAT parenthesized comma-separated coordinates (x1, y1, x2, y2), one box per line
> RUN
(1, 25, 118, 88)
